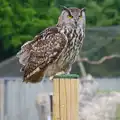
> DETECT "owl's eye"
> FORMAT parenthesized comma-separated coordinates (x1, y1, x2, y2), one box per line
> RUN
(67, 15, 73, 19)
(79, 16, 82, 19)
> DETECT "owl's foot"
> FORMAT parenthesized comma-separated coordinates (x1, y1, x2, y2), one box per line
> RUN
(49, 76, 54, 81)
(65, 66, 72, 74)
(56, 71, 65, 75)
(49, 71, 65, 81)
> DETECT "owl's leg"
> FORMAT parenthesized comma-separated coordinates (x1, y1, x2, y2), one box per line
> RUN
(42, 76, 54, 83)
(65, 65, 72, 74)
(56, 71, 65, 75)
(42, 75, 48, 82)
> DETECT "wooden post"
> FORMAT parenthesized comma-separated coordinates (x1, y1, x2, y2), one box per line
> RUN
(52, 74, 79, 120)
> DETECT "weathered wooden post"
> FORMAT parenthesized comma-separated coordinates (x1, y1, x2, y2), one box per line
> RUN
(52, 74, 79, 120)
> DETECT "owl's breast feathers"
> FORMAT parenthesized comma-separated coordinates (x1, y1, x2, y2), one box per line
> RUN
(17, 26, 67, 83)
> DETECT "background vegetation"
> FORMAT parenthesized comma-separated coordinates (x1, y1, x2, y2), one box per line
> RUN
(0, 0, 120, 76)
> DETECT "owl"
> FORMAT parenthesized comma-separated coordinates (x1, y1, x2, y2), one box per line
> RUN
(17, 6, 86, 83)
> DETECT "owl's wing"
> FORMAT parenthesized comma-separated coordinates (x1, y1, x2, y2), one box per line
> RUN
(17, 27, 67, 83)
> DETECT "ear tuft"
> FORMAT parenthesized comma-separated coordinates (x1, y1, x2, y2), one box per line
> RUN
(81, 8, 86, 12)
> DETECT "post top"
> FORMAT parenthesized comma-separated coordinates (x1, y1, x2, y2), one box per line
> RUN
(54, 74, 80, 79)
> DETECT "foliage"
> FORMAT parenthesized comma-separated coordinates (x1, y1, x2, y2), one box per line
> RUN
(56, 0, 120, 27)
(0, 0, 60, 50)
(1, 0, 120, 51)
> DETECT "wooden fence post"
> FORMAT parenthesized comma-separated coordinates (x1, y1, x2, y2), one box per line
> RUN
(52, 74, 79, 120)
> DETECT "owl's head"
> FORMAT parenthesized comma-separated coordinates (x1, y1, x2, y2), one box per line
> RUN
(58, 6, 86, 29)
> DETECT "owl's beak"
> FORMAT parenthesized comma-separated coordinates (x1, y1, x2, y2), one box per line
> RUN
(75, 20, 77, 26)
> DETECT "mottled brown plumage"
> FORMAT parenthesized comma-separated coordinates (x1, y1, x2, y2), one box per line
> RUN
(17, 7, 86, 83)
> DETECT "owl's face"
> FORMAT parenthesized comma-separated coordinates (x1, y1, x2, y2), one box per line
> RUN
(58, 7, 86, 29)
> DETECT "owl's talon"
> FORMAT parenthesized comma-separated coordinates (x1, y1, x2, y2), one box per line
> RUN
(49, 76, 54, 81)
(49, 71, 65, 81)
(55, 71, 65, 76)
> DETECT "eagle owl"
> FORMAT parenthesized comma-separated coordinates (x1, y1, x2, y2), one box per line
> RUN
(17, 6, 86, 83)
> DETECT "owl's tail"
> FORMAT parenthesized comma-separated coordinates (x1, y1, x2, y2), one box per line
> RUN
(16, 41, 32, 66)
(23, 69, 44, 83)
(17, 41, 44, 83)
(16, 40, 46, 83)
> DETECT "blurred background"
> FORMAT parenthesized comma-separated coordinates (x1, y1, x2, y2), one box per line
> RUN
(0, 0, 120, 120)
(0, 0, 120, 77)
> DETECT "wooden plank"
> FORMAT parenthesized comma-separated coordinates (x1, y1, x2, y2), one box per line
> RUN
(71, 79, 79, 120)
(60, 79, 67, 120)
(70, 79, 74, 120)
(53, 78, 60, 120)
(76, 79, 79, 120)
(66, 79, 71, 120)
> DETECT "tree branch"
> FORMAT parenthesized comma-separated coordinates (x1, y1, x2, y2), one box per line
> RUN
(77, 54, 120, 65)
